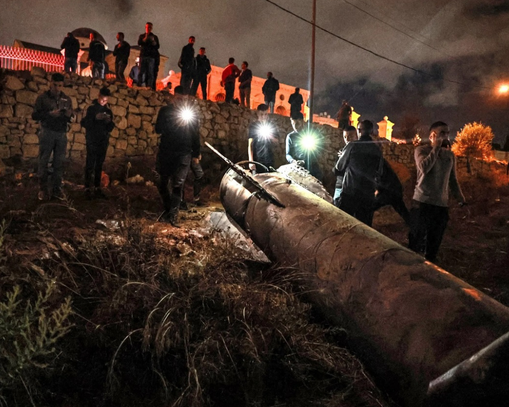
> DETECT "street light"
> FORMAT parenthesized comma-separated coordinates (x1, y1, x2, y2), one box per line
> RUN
(498, 84, 509, 95)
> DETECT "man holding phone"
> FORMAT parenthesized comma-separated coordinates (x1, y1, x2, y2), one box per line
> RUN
(32, 72, 74, 200)
(81, 87, 114, 199)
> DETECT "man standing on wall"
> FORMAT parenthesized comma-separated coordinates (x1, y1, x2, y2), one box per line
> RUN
(88, 32, 106, 79)
(81, 87, 115, 199)
(138, 22, 160, 89)
(155, 86, 200, 227)
(288, 87, 304, 120)
(221, 57, 240, 103)
(238, 61, 252, 108)
(334, 120, 382, 227)
(178, 36, 196, 95)
(409, 121, 466, 262)
(113, 32, 130, 82)
(60, 32, 80, 74)
(262, 72, 280, 114)
(248, 104, 276, 174)
(32, 73, 74, 200)
(191, 47, 211, 100)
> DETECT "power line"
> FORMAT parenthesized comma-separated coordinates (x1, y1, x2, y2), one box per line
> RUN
(342, 0, 452, 58)
(262, 0, 490, 90)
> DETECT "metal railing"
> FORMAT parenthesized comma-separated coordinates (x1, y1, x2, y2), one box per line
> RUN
(0, 45, 64, 72)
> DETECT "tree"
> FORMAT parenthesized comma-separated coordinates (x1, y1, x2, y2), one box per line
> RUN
(452, 122, 494, 160)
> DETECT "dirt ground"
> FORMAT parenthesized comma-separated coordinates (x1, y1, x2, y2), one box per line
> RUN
(1, 165, 508, 407)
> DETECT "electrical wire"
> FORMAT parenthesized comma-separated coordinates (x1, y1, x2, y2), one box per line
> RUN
(262, 0, 490, 90)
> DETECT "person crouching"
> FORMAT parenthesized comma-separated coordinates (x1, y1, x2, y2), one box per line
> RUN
(81, 87, 114, 199)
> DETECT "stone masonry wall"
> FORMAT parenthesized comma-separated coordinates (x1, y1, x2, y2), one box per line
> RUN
(1, 68, 506, 186)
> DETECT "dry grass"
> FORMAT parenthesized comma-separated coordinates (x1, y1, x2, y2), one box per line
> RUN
(0, 179, 393, 407)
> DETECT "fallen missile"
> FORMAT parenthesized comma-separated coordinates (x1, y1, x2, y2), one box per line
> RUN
(216, 165, 509, 407)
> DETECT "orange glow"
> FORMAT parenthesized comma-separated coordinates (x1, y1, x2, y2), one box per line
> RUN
(498, 84, 509, 94)
(463, 288, 482, 301)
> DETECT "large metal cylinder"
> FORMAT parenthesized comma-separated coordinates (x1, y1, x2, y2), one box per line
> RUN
(219, 169, 509, 406)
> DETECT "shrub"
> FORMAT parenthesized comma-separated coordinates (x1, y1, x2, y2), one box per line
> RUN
(452, 122, 494, 160)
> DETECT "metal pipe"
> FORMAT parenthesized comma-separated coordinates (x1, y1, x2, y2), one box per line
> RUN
(219, 169, 509, 406)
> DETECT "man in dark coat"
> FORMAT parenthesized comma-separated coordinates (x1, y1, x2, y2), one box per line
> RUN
(288, 87, 304, 120)
(81, 87, 115, 199)
(60, 32, 80, 74)
(88, 32, 106, 79)
(155, 86, 201, 227)
(32, 73, 74, 200)
(262, 72, 280, 114)
(334, 119, 382, 226)
(248, 104, 276, 174)
(138, 22, 160, 89)
(333, 125, 357, 207)
(191, 47, 211, 99)
(285, 118, 323, 181)
(336, 100, 352, 131)
(178, 36, 196, 94)
(113, 32, 130, 82)
(238, 61, 253, 108)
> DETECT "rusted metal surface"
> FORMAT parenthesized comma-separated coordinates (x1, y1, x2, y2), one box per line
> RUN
(219, 169, 509, 407)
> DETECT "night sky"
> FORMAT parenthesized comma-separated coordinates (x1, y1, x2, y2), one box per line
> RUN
(2, 0, 509, 142)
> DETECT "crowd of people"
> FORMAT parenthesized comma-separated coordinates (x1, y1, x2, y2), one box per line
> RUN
(36, 27, 466, 262)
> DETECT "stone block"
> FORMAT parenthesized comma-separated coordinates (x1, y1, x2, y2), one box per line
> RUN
(90, 87, 100, 100)
(108, 96, 118, 105)
(72, 142, 86, 151)
(15, 89, 38, 106)
(115, 116, 128, 130)
(107, 146, 115, 157)
(128, 136, 137, 145)
(138, 140, 148, 149)
(109, 137, 116, 146)
(142, 121, 153, 132)
(111, 128, 119, 138)
(23, 144, 39, 158)
(126, 127, 136, 136)
(141, 114, 151, 122)
(31, 66, 46, 77)
(138, 89, 153, 98)
(4, 75, 24, 91)
(127, 114, 141, 129)
(217, 130, 226, 139)
(0, 145, 10, 158)
(74, 133, 86, 144)
(126, 145, 138, 156)
(135, 94, 148, 106)
(138, 130, 147, 140)
(214, 114, 226, 124)
(78, 86, 89, 95)
(0, 105, 13, 118)
(199, 127, 209, 138)
(70, 150, 82, 159)
(117, 98, 128, 107)
(61, 87, 78, 97)
(10, 147, 22, 156)
(23, 134, 39, 144)
(15, 104, 33, 118)
(71, 123, 81, 132)
(33, 76, 48, 85)
(111, 105, 127, 117)
(149, 95, 162, 106)
(116, 139, 128, 150)
(139, 106, 155, 115)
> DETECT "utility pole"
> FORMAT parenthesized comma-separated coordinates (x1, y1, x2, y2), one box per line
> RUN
(309, 0, 316, 126)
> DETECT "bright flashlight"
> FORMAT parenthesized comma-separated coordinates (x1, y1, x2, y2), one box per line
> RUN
(301, 133, 317, 151)
(256, 122, 274, 139)
(179, 106, 195, 123)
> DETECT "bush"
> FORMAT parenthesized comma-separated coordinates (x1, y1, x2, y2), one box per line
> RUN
(452, 122, 494, 160)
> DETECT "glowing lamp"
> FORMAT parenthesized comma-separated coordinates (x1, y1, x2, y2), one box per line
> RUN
(498, 84, 509, 94)
(179, 106, 196, 123)
(256, 122, 274, 139)
(301, 133, 318, 151)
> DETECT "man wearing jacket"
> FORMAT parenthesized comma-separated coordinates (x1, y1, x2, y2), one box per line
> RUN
(262, 72, 280, 114)
(138, 22, 160, 89)
(32, 73, 74, 201)
(178, 36, 196, 94)
(409, 121, 466, 262)
(88, 32, 106, 79)
(191, 47, 211, 100)
(113, 32, 130, 82)
(238, 61, 253, 108)
(60, 32, 80, 74)
(221, 58, 240, 103)
(333, 125, 357, 207)
(155, 86, 200, 227)
(81, 88, 115, 199)
(334, 120, 382, 226)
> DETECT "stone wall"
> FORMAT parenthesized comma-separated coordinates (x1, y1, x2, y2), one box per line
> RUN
(1, 68, 507, 186)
